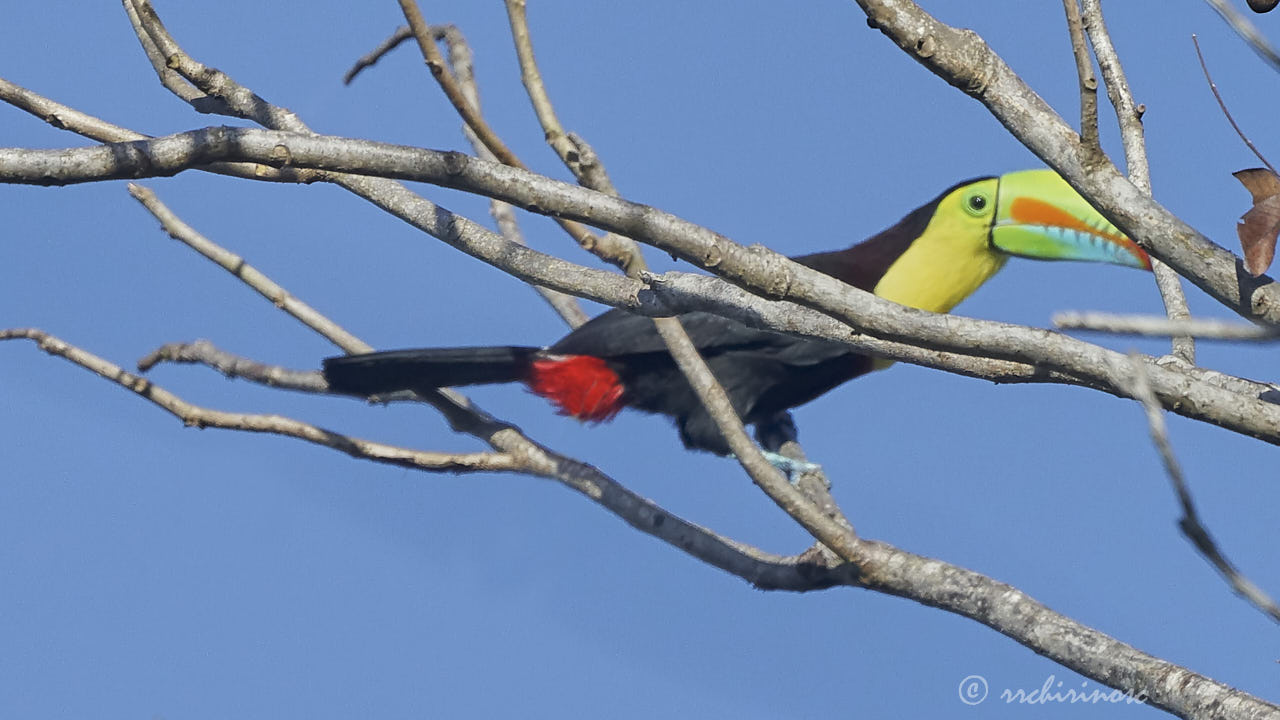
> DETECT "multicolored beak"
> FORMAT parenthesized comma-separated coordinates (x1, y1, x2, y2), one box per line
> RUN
(989, 170, 1151, 270)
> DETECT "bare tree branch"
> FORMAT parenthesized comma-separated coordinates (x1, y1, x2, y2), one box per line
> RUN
(418, 10, 784, 507)
(138, 339, 327, 388)
(125, 0, 303, 128)
(25, 326, 1271, 718)
(12, 328, 838, 591)
(493, 1, 843, 522)
(122, 177, 504, 429)
(1079, 1, 1148, 182)
(115, 189, 833, 593)
(394, 1, 636, 271)
(122, 0, 216, 110)
(498, 0, 638, 283)
(857, 534, 1280, 718)
(0, 3, 1276, 714)
(344, 25, 415, 85)
(116, 2, 755, 562)
(6, 128, 1280, 446)
(855, 0, 1280, 327)
(0, 76, 143, 144)
(504, 0, 619, 195)
(1081, 0, 1196, 363)
(1126, 353, 1280, 625)
(0, 69, 1160, 396)
(1061, 0, 1100, 156)
(26, 322, 1278, 720)
(117, 173, 845, 596)
(136, 0, 608, 336)
(345, 4, 829, 521)
(0, 328, 520, 473)
(1056, 311, 1280, 340)
(127, 183, 371, 354)
(1193, 35, 1278, 176)
(13, 319, 1280, 718)
(435, 24, 589, 328)
(1202, 0, 1280, 72)
(0, 75, 307, 183)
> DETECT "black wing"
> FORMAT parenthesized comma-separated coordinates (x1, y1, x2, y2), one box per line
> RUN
(550, 309, 848, 364)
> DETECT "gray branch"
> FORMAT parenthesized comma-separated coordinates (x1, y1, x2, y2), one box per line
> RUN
(0, 3, 1274, 715)
(854, 0, 1280, 328)
(2, 127, 1277, 447)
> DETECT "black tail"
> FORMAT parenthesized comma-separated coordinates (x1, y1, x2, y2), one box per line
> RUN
(323, 346, 541, 396)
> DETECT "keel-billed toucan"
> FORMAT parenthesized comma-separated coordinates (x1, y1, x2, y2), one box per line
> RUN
(324, 170, 1150, 456)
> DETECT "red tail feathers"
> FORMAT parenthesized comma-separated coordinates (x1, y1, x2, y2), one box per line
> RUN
(526, 355, 625, 423)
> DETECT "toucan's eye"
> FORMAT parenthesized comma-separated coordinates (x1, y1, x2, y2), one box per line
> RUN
(965, 193, 989, 214)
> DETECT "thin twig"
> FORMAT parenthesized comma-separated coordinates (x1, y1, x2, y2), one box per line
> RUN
(499, 0, 841, 519)
(1056, 311, 1280, 340)
(392, 3, 812, 512)
(1126, 352, 1280, 625)
(141, 340, 421, 408)
(0, 76, 143, 143)
(1080, 1, 1145, 180)
(500, 0, 639, 274)
(1202, 0, 1280, 73)
(121, 0, 207, 106)
(119, 2, 628, 327)
(136, 0, 862, 569)
(12, 127, 1280, 441)
(82, 0, 1280, 568)
(1082, 0, 1196, 364)
(851, 0, 1280, 330)
(15, 319, 1274, 714)
(138, 339, 326, 387)
(136, 338, 840, 590)
(504, 0, 617, 193)
(2, 4, 1274, 712)
(125, 0, 308, 130)
(127, 184, 372, 354)
(11, 327, 829, 588)
(1193, 34, 1278, 175)
(396, 1, 518, 166)
(437, 26, 588, 328)
(1062, 0, 1100, 156)
(1, 328, 522, 473)
(564, 133, 622, 196)
(0, 75, 305, 183)
(344, 26, 414, 85)
(107, 9, 841, 592)
(124, 177, 505, 435)
(392, 2, 635, 270)
(497, 1, 637, 265)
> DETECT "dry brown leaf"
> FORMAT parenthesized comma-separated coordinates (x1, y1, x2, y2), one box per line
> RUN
(1232, 168, 1280, 276)
(1234, 168, 1280, 202)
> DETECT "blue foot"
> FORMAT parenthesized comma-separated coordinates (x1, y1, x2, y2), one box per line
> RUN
(729, 452, 823, 483)
(762, 451, 822, 480)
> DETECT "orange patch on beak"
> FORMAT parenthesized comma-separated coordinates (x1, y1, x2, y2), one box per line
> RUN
(1009, 197, 1152, 270)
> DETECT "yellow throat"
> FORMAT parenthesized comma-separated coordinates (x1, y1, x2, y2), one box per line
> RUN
(871, 178, 1008, 313)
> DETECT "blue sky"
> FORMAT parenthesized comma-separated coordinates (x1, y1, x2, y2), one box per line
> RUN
(3, 1, 1279, 718)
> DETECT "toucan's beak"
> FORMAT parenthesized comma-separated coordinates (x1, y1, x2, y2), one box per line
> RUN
(989, 170, 1151, 270)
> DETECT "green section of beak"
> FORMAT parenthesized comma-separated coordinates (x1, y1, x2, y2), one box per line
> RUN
(989, 170, 1151, 270)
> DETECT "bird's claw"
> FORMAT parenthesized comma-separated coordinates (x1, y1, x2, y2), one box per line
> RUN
(760, 451, 823, 484)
